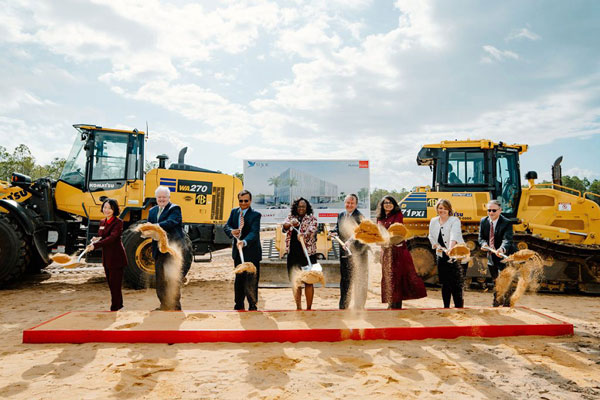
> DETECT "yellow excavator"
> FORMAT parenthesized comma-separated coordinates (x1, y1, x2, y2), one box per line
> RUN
(0, 124, 242, 288)
(400, 140, 600, 293)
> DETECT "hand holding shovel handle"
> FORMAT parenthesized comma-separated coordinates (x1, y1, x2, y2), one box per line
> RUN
(235, 237, 246, 263)
(331, 235, 352, 256)
(481, 245, 508, 259)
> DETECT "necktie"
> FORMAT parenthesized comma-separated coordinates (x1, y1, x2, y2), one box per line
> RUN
(489, 219, 495, 249)
(239, 211, 245, 231)
(157, 207, 163, 221)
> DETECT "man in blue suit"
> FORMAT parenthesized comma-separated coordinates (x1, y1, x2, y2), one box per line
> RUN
(148, 186, 186, 310)
(224, 190, 262, 311)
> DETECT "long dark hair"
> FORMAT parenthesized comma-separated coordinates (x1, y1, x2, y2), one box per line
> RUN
(290, 197, 313, 217)
(376, 195, 400, 220)
(101, 198, 120, 218)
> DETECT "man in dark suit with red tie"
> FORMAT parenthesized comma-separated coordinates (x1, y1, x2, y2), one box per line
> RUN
(478, 199, 515, 307)
(148, 186, 186, 310)
(224, 190, 262, 311)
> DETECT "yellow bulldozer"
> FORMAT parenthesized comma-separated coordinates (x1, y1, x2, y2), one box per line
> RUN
(0, 124, 242, 288)
(400, 139, 600, 293)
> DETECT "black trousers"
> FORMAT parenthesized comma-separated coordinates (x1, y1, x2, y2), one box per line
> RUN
(437, 254, 464, 308)
(104, 266, 123, 311)
(339, 256, 352, 309)
(489, 258, 514, 307)
(339, 252, 368, 309)
(234, 256, 259, 310)
(155, 252, 182, 311)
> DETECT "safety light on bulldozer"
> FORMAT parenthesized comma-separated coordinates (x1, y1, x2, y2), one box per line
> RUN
(11, 173, 32, 184)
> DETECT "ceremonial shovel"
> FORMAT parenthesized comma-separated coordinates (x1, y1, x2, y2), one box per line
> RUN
(331, 235, 352, 256)
(481, 245, 509, 260)
(292, 227, 323, 272)
(234, 237, 257, 274)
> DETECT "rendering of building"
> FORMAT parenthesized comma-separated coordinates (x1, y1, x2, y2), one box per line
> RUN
(274, 168, 338, 204)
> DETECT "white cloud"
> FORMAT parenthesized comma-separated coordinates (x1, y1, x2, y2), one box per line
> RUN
(507, 27, 541, 41)
(0, 117, 74, 164)
(0, 89, 55, 112)
(0, 1, 598, 191)
(277, 18, 342, 59)
(419, 82, 600, 146)
(395, 0, 442, 48)
(481, 45, 519, 63)
(564, 167, 599, 180)
(124, 80, 257, 143)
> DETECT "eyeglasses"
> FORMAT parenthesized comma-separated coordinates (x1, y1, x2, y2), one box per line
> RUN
(487, 209, 499, 212)
(239, 199, 250, 203)
(382, 201, 392, 205)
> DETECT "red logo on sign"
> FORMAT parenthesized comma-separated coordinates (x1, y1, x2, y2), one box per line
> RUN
(318, 213, 338, 218)
(359, 160, 369, 168)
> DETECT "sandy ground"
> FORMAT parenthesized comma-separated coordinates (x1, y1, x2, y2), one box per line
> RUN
(1, 250, 599, 399)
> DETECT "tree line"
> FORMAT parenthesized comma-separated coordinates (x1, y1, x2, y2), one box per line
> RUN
(1, 144, 599, 207)
(0, 144, 66, 181)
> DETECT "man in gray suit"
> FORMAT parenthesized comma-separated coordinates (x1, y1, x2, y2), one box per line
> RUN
(330, 194, 368, 309)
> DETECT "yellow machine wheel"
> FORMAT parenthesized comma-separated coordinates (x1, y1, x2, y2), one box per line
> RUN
(135, 238, 156, 275)
(122, 222, 156, 289)
(517, 241, 528, 250)
(410, 245, 437, 279)
(122, 222, 194, 289)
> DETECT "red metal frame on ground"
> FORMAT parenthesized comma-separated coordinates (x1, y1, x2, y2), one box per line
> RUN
(22, 307, 573, 344)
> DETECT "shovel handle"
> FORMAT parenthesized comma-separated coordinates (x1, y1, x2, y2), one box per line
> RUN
(481, 245, 508, 259)
(235, 237, 245, 263)
(77, 248, 88, 263)
(332, 235, 352, 256)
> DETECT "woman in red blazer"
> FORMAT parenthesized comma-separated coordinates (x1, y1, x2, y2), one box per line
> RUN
(86, 198, 128, 311)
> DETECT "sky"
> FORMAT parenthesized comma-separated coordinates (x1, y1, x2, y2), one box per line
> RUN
(1, 0, 599, 191)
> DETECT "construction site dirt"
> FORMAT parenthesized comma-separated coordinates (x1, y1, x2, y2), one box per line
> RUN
(1, 248, 599, 400)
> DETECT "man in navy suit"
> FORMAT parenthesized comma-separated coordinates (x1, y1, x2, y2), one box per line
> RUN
(148, 186, 186, 310)
(478, 199, 515, 307)
(224, 190, 262, 311)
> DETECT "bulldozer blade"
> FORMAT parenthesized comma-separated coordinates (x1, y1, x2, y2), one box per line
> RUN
(259, 260, 341, 288)
(33, 228, 51, 263)
(578, 282, 600, 294)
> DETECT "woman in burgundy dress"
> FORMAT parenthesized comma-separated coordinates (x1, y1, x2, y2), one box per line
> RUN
(86, 198, 128, 311)
(376, 195, 427, 309)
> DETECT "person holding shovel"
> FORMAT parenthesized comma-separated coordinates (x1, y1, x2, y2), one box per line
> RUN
(148, 186, 186, 311)
(282, 197, 319, 310)
(428, 199, 465, 308)
(330, 194, 368, 309)
(377, 195, 427, 309)
(86, 198, 127, 311)
(224, 190, 262, 311)
(478, 199, 515, 307)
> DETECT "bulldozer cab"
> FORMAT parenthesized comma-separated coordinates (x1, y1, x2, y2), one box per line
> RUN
(58, 125, 145, 220)
(417, 140, 526, 217)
